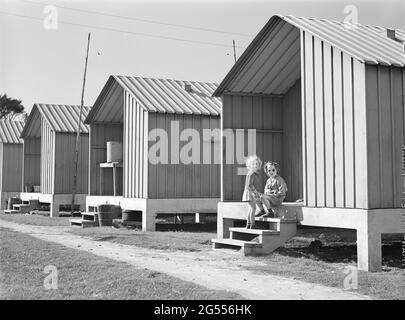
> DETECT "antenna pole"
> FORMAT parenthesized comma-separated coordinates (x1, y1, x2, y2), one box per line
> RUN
(233, 40, 237, 63)
(71, 32, 91, 216)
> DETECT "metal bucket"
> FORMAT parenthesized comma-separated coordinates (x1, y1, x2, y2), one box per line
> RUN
(97, 204, 121, 226)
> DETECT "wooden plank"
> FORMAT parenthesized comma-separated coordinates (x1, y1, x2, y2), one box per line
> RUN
(342, 53, 355, 208)
(353, 60, 368, 209)
(333, 48, 345, 207)
(314, 38, 325, 207)
(166, 114, 175, 199)
(222, 98, 233, 200)
(378, 66, 394, 208)
(323, 43, 335, 207)
(143, 110, 149, 198)
(297, 80, 303, 200)
(147, 113, 158, 198)
(253, 96, 264, 194)
(304, 32, 316, 206)
(390, 67, 402, 208)
(183, 115, 193, 199)
(365, 65, 381, 209)
(211, 116, 220, 198)
(136, 101, 142, 198)
(262, 97, 273, 164)
(131, 96, 136, 198)
(126, 92, 132, 198)
(232, 96, 243, 200)
(201, 116, 211, 198)
(123, 92, 129, 197)
(157, 114, 167, 198)
(300, 30, 307, 205)
(192, 115, 202, 198)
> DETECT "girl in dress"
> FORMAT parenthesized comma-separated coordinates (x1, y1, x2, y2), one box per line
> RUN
(258, 161, 288, 218)
(242, 155, 265, 229)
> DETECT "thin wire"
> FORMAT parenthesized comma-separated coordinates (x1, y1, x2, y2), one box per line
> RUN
(20, 0, 253, 37)
(0, 10, 246, 49)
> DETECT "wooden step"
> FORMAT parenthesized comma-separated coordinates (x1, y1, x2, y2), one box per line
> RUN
(69, 218, 83, 226)
(212, 238, 263, 256)
(69, 218, 98, 228)
(255, 217, 297, 223)
(82, 212, 98, 221)
(4, 209, 20, 214)
(12, 204, 30, 209)
(229, 227, 280, 236)
(211, 238, 262, 248)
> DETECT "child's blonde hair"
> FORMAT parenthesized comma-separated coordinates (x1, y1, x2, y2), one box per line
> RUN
(246, 155, 262, 170)
(264, 161, 280, 174)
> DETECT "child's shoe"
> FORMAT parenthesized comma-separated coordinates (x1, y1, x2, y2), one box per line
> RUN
(262, 209, 275, 218)
(255, 210, 267, 217)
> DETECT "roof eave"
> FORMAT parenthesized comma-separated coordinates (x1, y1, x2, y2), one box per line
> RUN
(213, 15, 284, 97)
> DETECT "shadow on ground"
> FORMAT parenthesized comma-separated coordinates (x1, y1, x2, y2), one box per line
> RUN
(278, 226, 403, 269)
(156, 222, 217, 233)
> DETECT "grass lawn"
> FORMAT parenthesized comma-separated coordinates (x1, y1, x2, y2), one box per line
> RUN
(0, 227, 242, 300)
(0, 212, 70, 226)
(71, 225, 405, 300)
(1, 213, 403, 299)
(70, 227, 214, 252)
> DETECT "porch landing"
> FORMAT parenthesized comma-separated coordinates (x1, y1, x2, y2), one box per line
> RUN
(217, 201, 404, 272)
(85, 196, 219, 231)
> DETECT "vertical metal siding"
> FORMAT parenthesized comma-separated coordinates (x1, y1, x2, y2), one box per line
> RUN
(147, 112, 220, 199)
(282, 80, 303, 202)
(40, 118, 54, 194)
(2, 144, 23, 192)
(0, 144, 3, 192)
(23, 138, 41, 190)
(302, 31, 368, 209)
(365, 65, 404, 209)
(124, 92, 148, 198)
(53, 133, 89, 194)
(88, 123, 123, 195)
(222, 94, 283, 201)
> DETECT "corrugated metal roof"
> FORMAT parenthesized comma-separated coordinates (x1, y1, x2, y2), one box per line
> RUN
(363, 25, 405, 44)
(215, 14, 405, 96)
(282, 15, 405, 66)
(115, 76, 221, 115)
(86, 76, 221, 123)
(0, 120, 24, 144)
(21, 104, 91, 138)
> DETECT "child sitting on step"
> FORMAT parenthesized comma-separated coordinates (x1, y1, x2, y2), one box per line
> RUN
(256, 161, 288, 218)
(242, 155, 266, 229)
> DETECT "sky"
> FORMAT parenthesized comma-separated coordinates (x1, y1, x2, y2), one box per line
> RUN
(1, 0, 404, 112)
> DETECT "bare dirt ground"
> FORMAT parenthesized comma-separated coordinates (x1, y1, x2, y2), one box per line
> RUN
(0, 219, 371, 300)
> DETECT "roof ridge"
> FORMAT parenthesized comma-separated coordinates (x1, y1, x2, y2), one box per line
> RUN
(113, 75, 219, 86)
(280, 14, 405, 32)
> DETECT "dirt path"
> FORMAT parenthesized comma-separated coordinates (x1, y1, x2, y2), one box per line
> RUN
(0, 220, 371, 300)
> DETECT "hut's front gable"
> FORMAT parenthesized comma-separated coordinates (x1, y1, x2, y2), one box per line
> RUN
(0, 120, 24, 196)
(87, 75, 222, 200)
(215, 14, 405, 210)
(21, 104, 90, 195)
(215, 15, 405, 97)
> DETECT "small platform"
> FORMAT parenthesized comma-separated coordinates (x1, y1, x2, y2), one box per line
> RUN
(229, 227, 280, 236)
(213, 215, 297, 256)
(69, 211, 99, 228)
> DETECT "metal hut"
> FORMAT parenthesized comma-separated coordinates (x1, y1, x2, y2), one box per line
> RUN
(18, 104, 91, 216)
(212, 15, 405, 272)
(0, 120, 24, 209)
(84, 76, 221, 231)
